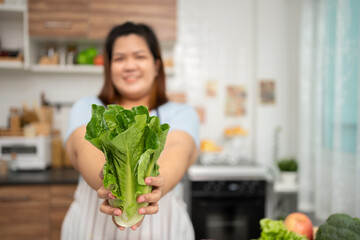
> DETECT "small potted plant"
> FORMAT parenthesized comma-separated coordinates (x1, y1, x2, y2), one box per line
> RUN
(277, 157, 298, 184)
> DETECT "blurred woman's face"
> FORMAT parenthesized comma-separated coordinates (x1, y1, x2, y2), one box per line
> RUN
(111, 34, 158, 103)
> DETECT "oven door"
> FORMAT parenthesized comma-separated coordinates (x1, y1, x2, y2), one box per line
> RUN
(191, 195, 265, 240)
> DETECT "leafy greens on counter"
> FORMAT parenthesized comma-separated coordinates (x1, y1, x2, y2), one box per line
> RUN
(85, 104, 170, 227)
(255, 218, 308, 240)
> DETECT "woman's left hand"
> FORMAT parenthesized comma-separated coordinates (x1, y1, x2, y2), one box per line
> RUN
(131, 175, 165, 230)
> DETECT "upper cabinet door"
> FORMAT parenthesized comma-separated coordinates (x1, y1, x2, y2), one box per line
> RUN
(88, 0, 176, 42)
(28, 0, 88, 37)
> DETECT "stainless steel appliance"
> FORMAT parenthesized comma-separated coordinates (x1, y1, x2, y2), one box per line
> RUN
(191, 180, 265, 240)
(188, 165, 271, 240)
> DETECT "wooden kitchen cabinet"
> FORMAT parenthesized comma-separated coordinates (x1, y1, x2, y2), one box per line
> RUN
(88, 0, 176, 41)
(0, 184, 76, 240)
(28, 0, 88, 37)
(0, 185, 50, 240)
(28, 0, 176, 40)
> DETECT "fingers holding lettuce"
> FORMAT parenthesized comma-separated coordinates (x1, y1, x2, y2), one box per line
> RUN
(131, 175, 164, 230)
(97, 174, 165, 230)
(97, 185, 125, 231)
(136, 176, 164, 215)
(87, 104, 170, 229)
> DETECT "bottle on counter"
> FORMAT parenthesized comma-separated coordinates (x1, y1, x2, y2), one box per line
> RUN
(66, 43, 77, 65)
(63, 150, 73, 168)
(51, 130, 63, 168)
(9, 107, 21, 132)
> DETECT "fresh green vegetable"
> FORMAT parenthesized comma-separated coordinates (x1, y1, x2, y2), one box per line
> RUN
(86, 47, 98, 64)
(278, 158, 298, 172)
(256, 218, 308, 240)
(85, 104, 170, 227)
(316, 213, 360, 240)
(76, 47, 98, 65)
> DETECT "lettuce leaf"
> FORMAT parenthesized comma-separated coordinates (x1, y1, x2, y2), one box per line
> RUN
(256, 219, 308, 240)
(85, 104, 170, 227)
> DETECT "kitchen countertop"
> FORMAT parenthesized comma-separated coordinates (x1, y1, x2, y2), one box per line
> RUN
(188, 164, 274, 181)
(0, 165, 273, 185)
(0, 168, 79, 185)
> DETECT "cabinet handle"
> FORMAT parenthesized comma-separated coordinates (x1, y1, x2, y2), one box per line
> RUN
(0, 196, 31, 202)
(44, 21, 71, 29)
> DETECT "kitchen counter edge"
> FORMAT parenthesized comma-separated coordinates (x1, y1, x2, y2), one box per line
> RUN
(187, 165, 274, 182)
(0, 168, 79, 185)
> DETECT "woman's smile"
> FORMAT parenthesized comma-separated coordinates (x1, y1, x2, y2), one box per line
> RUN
(123, 74, 141, 84)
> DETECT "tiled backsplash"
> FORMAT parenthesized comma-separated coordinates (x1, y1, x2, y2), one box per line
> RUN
(171, 0, 257, 162)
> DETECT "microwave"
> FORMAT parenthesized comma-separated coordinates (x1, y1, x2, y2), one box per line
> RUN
(0, 136, 51, 170)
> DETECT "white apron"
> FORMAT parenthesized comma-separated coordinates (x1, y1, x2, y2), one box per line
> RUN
(61, 176, 194, 240)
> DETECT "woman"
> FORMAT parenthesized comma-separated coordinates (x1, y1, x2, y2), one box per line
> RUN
(61, 22, 199, 239)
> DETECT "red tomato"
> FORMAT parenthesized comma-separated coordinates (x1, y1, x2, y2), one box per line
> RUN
(93, 54, 104, 66)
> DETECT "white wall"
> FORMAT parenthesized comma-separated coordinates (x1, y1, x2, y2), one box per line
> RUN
(0, 70, 102, 138)
(255, 0, 301, 166)
(175, 0, 256, 162)
(174, 0, 301, 166)
(0, 0, 301, 166)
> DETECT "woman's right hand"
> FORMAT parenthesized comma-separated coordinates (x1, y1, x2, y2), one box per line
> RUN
(97, 170, 125, 231)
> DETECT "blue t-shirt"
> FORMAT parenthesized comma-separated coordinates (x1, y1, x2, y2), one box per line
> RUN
(65, 96, 200, 147)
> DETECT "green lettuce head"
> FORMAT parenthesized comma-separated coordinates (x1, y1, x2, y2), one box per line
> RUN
(85, 104, 170, 227)
(256, 218, 308, 240)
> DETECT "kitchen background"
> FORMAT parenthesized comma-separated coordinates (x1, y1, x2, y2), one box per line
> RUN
(1, 0, 359, 239)
(0, 0, 300, 166)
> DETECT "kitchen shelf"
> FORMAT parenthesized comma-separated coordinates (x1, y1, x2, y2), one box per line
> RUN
(0, 1, 29, 68)
(30, 64, 103, 74)
(274, 182, 298, 193)
(188, 165, 272, 181)
(0, 60, 24, 69)
(0, 4, 26, 13)
(29, 64, 174, 75)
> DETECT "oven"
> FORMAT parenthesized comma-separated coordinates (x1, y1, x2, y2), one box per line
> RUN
(190, 180, 266, 240)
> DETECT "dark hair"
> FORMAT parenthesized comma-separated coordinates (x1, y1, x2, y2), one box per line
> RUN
(98, 22, 168, 110)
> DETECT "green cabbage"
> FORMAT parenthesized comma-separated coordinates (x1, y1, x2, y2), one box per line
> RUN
(85, 104, 170, 227)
